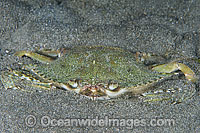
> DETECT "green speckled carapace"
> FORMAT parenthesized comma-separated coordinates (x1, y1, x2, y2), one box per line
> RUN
(1, 45, 197, 102)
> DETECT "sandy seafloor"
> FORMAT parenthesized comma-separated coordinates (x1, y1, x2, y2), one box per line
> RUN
(0, 0, 200, 132)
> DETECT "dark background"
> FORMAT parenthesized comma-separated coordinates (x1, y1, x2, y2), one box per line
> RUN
(0, 0, 200, 132)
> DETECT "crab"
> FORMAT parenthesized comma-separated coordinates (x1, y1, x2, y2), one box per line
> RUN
(0, 45, 197, 103)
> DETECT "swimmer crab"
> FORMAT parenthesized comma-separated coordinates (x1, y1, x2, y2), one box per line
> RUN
(0, 45, 197, 103)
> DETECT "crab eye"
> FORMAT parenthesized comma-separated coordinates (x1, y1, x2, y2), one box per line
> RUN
(108, 83, 118, 91)
(68, 80, 78, 88)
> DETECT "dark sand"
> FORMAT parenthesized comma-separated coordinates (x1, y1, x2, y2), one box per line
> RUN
(0, 0, 200, 132)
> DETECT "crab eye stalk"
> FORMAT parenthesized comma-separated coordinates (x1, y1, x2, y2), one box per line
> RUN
(68, 80, 78, 88)
(108, 82, 119, 91)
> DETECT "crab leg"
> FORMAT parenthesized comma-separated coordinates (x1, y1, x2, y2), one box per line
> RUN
(14, 51, 55, 63)
(31, 82, 54, 90)
(14, 48, 66, 64)
(141, 85, 196, 104)
(35, 48, 66, 58)
(152, 62, 197, 82)
(1, 70, 19, 90)
(1, 68, 55, 92)
(1, 70, 33, 92)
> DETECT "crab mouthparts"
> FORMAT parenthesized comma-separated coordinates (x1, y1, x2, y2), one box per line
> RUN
(79, 84, 108, 100)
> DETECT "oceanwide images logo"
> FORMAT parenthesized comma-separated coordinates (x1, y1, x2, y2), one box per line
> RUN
(25, 115, 175, 129)
(25, 115, 37, 127)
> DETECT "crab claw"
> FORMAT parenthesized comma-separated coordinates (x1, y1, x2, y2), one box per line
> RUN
(152, 62, 197, 82)
(14, 48, 67, 64)
(14, 51, 55, 63)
